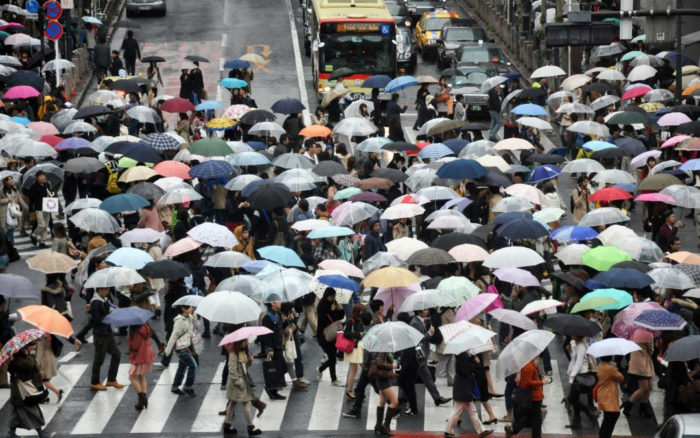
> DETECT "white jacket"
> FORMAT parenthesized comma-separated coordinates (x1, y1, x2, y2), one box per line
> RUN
(165, 313, 197, 356)
(567, 340, 590, 383)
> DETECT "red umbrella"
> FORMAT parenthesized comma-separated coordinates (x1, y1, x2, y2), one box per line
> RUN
(588, 187, 633, 202)
(407, 141, 429, 156)
(153, 160, 191, 179)
(161, 97, 195, 113)
(40, 135, 64, 147)
(621, 85, 652, 101)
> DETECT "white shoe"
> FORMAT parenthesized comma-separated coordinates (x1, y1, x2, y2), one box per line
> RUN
(331, 380, 345, 387)
(316, 367, 322, 380)
(300, 378, 311, 385)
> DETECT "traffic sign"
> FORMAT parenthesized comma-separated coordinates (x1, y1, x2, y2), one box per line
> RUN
(44, 1, 62, 20)
(25, 0, 39, 14)
(45, 20, 63, 41)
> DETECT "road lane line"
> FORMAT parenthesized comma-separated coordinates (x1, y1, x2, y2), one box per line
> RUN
(284, 0, 311, 126)
(541, 359, 568, 434)
(255, 380, 291, 430)
(191, 362, 227, 432)
(308, 360, 348, 430)
(71, 363, 131, 435)
(223, 0, 230, 26)
(131, 363, 179, 434)
(423, 374, 452, 431)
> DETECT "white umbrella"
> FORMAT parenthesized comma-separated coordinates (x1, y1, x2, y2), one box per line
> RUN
(156, 188, 203, 206)
(596, 69, 626, 81)
(418, 118, 450, 137)
(560, 74, 592, 91)
(386, 237, 428, 261)
(493, 137, 535, 151)
(547, 90, 576, 106)
(650, 160, 682, 175)
(578, 207, 629, 227)
(567, 121, 610, 138)
(480, 76, 508, 93)
(332, 117, 377, 137)
(596, 224, 637, 245)
(65, 198, 102, 215)
(590, 94, 620, 111)
(172, 295, 205, 307)
(587, 338, 641, 357)
(291, 219, 330, 232)
(448, 243, 489, 263)
(613, 236, 663, 263)
(204, 251, 251, 268)
(331, 201, 378, 226)
(362, 321, 424, 353)
(555, 103, 595, 115)
(343, 100, 374, 118)
(443, 326, 497, 355)
(660, 184, 700, 208)
(592, 169, 636, 185)
(227, 141, 253, 154)
(531, 65, 566, 78)
(91, 135, 117, 152)
(154, 177, 190, 192)
(533, 207, 566, 223)
(399, 289, 454, 312)
(415, 186, 459, 202)
(425, 209, 467, 222)
(6, 140, 57, 158)
(627, 65, 657, 82)
(196, 291, 261, 324)
(520, 299, 564, 316)
(381, 204, 425, 220)
(483, 246, 545, 268)
(648, 267, 695, 290)
(475, 155, 510, 172)
(226, 174, 261, 192)
(487, 308, 537, 330)
(216, 275, 266, 300)
(63, 121, 98, 135)
(69, 208, 120, 234)
(629, 150, 662, 169)
(84, 266, 145, 289)
(119, 228, 164, 245)
(248, 121, 285, 137)
(504, 184, 546, 205)
(516, 116, 552, 130)
(276, 168, 324, 192)
(126, 106, 160, 124)
(555, 243, 590, 265)
(496, 330, 555, 379)
(492, 196, 534, 213)
(427, 215, 476, 231)
(404, 169, 437, 191)
(561, 159, 605, 174)
(41, 59, 76, 72)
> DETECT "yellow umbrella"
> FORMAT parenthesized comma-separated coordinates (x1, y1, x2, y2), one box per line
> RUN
(119, 165, 158, 183)
(239, 53, 265, 64)
(26, 251, 77, 274)
(639, 102, 665, 112)
(18, 305, 73, 338)
(364, 267, 419, 289)
(206, 117, 237, 130)
(321, 88, 350, 108)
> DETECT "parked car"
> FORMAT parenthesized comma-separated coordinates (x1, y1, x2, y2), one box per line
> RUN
(414, 10, 460, 60)
(125, 0, 166, 16)
(405, 0, 445, 25)
(455, 42, 515, 75)
(436, 23, 489, 69)
(396, 26, 417, 74)
(655, 414, 700, 438)
(385, 0, 412, 27)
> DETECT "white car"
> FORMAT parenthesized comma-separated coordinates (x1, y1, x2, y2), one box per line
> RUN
(655, 414, 700, 438)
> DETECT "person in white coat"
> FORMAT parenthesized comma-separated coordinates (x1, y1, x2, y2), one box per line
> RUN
(165, 305, 198, 397)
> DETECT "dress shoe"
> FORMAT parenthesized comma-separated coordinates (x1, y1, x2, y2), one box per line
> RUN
(483, 417, 498, 425)
(247, 425, 262, 436)
(504, 425, 514, 438)
(90, 384, 107, 391)
(292, 380, 307, 390)
(201, 330, 211, 339)
(222, 423, 237, 436)
(183, 388, 196, 397)
(500, 414, 513, 422)
(342, 408, 361, 418)
(268, 392, 285, 400)
(401, 408, 418, 416)
(435, 396, 452, 406)
(57, 389, 64, 402)
(106, 381, 124, 389)
(489, 393, 504, 398)
(444, 433, 455, 438)
(480, 430, 493, 438)
(171, 388, 185, 395)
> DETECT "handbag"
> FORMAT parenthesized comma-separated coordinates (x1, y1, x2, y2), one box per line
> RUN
(17, 379, 49, 405)
(335, 332, 356, 353)
(6, 209, 17, 228)
(262, 359, 286, 389)
(42, 197, 59, 213)
(283, 337, 297, 362)
(512, 386, 533, 419)
(323, 320, 343, 343)
(574, 373, 597, 388)
(8, 202, 21, 218)
(472, 374, 482, 400)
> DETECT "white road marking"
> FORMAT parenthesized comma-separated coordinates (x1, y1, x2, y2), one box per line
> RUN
(71, 364, 131, 435)
(130, 363, 179, 434)
(284, 0, 311, 126)
(308, 361, 348, 430)
(191, 362, 227, 432)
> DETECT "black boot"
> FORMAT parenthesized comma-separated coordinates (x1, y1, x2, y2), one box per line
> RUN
(565, 416, 582, 429)
(223, 423, 237, 436)
(621, 400, 633, 417)
(374, 406, 387, 436)
(640, 402, 653, 418)
(134, 392, 146, 411)
(247, 424, 261, 436)
(383, 407, 400, 436)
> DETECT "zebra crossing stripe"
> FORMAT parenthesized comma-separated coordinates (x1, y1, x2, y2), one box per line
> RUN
(71, 364, 131, 435)
(308, 360, 349, 430)
(423, 371, 451, 431)
(131, 363, 179, 434)
(191, 362, 227, 433)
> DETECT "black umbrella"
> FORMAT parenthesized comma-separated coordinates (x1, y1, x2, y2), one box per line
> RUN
(516, 87, 546, 101)
(675, 120, 700, 136)
(582, 82, 616, 94)
(371, 168, 407, 183)
(141, 56, 166, 63)
(421, 276, 444, 289)
(140, 260, 191, 280)
(110, 78, 141, 94)
(431, 232, 486, 250)
(329, 67, 353, 81)
(247, 183, 294, 210)
(592, 268, 654, 289)
(472, 224, 495, 240)
(313, 161, 347, 177)
(104, 141, 142, 155)
(7, 70, 44, 92)
(475, 171, 510, 188)
(591, 148, 629, 160)
(240, 109, 276, 125)
(382, 141, 419, 152)
(614, 137, 646, 156)
(550, 271, 586, 291)
(73, 105, 112, 120)
(126, 182, 165, 200)
(496, 218, 549, 240)
(607, 111, 648, 125)
(406, 248, 456, 266)
(669, 104, 700, 118)
(543, 314, 601, 336)
(525, 154, 566, 164)
(185, 55, 209, 63)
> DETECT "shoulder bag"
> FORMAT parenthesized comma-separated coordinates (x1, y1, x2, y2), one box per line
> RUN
(323, 314, 342, 343)
(17, 379, 49, 405)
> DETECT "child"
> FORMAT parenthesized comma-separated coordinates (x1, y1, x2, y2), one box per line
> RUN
(52, 223, 83, 259)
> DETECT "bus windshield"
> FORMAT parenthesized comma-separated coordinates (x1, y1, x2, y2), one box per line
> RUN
(321, 34, 395, 75)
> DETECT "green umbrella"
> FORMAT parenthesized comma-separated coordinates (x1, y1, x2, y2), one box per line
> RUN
(571, 296, 619, 313)
(188, 138, 232, 157)
(580, 288, 633, 310)
(582, 246, 632, 271)
(118, 157, 154, 169)
(631, 34, 646, 43)
(607, 111, 648, 125)
(333, 187, 362, 200)
(621, 50, 645, 62)
(437, 276, 480, 306)
(603, 17, 621, 26)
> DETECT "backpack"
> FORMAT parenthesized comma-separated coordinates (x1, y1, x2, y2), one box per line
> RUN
(105, 165, 121, 194)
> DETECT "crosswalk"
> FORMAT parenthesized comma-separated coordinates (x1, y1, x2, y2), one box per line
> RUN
(12, 194, 68, 259)
(0, 357, 665, 436)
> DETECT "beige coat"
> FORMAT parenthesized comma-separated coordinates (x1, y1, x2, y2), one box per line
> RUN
(0, 186, 26, 230)
(226, 350, 254, 402)
(596, 361, 624, 412)
(571, 187, 591, 224)
(628, 342, 654, 377)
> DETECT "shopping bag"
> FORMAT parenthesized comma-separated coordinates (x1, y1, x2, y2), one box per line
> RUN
(262, 359, 286, 389)
(42, 197, 59, 213)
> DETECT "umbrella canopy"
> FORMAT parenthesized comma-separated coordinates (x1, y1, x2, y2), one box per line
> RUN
(362, 321, 424, 353)
(436, 276, 480, 304)
(204, 251, 251, 269)
(520, 299, 564, 316)
(119, 228, 164, 245)
(578, 207, 629, 228)
(587, 338, 641, 358)
(543, 313, 602, 336)
(141, 260, 192, 280)
(593, 268, 654, 289)
(383, 238, 427, 261)
(496, 218, 548, 240)
(483, 246, 545, 268)
(105, 247, 154, 269)
(493, 267, 540, 287)
(103, 306, 154, 328)
(455, 293, 499, 322)
(100, 193, 149, 214)
(196, 291, 260, 324)
(26, 251, 76, 274)
(69, 208, 120, 234)
(0, 329, 47, 367)
(581, 288, 633, 310)
(663, 335, 700, 362)
(634, 309, 687, 331)
(648, 267, 695, 290)
(496, 330, 555, 379)
(488, 308, 537, 331)
(448, 243, 489, 263)
(187, 222, 239, 248)
(219, 326, 273, 346)
(380, 204, 425, 220)
(364, 267, 418, 289)
(84, 266, 145, 288)
(247, 183, 293, 211)
(443, 326, 497, 355)
(405, 248, 455, 266)
(258, 245, 305, 268)
(17, 305, 72, 338)
(582, 246, 632, 271)
(612, 301, 665, 339)
(398, 289, 454, 312)
(126, 182, 166, 201)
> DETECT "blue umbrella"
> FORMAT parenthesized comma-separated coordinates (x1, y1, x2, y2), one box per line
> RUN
(258, 245, 305, 268)
(241, 178, 279, 197)
(527, 165, 562, 183)
(247, 141, 266, 151)
(418, 143, 454, 159)
(584, 279, 605, 290)
(82, 16, 103, 25)
(493, 211, 532, 226)
(443, 138, 468, 154)
(271, 98, 305, 115)
(105, 247, 154, 269)
(307, 226, 355, 239)
(11, 116, 29, 126)
(106, 142, 162, 164)
(495, 218, 549, 239)
(592, 268, 654, 289)
(195, 100, 222, 111)
(362, 75, 392, 88)
(511, 103, 547, 116)
(103, 306, 154, 328)
(317, 275, 360, 292)
(550, 225, 598, 242)
(679, 159, 700, 172)
(384, 75, 418, 93)
(100, 193, 149, 214)
(549, 147, 568, 157)
(664, 52, 697, 67)
(634, 309, 687, 331)
(224, 59, 250, 69)
(581, 288, 633, 310)
(241, 260, 275, 273)
(613, 183, 636, 192)
(435, 159, 488, 179)
(189, 160, 234, 179)
(229, 151, 271, 167)
(220, 78, 248, 89)
(141, 133, 180, 151)
(55, 137, 92, 150)
(582, 140, 616, 152)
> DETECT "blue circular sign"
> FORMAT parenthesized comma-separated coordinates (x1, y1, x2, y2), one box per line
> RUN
(44, 21, 63, 41)
(44, 1, 62, 20)
(25, 0, 39, 14)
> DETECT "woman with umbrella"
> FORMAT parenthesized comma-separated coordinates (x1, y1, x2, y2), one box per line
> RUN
(223, 338, 262, 436)
(621, 337, 655, 418)
(563, 335, 597, 429)
(597, 355, 625, 438)
(369, 349, 400, 436)
(445, 351, 493, 438)
(316, 287, 345, 387)
(146, 62, 164, 96)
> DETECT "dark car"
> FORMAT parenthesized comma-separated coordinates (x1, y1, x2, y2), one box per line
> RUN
(385, 0, 412, 27)
(125, 0, 166, 16)
(446, 65, 499, 121)
(455, 43, 515, 75)
(405, 0, 445, 25)
(396, 26, 417, 74)
(436, 24, 489, 69)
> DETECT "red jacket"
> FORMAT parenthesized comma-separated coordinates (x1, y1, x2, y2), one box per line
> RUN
(128, 324, 156, 365)
(519, 360, 545, 402)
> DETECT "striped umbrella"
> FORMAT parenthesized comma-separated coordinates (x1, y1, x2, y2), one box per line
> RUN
(418, 143, 454, 159)
(142, 133, 181, 151)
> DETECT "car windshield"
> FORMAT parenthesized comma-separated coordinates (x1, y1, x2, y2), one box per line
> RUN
(444, 28, 486, 42)
(386, 2, 409, 17)
(321, 34, 395, 75)
(425, 17, 451, 31)
(454, 70, 490, 86)
(459, 47, 503, 63)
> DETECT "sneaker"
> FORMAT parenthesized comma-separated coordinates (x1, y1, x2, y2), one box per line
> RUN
(342, 409, 361, 418)
(500, 414, 513, 422)
(316, 367, 322, 380)
(331, 380, 344, 387)
(299, 378, 311, 385)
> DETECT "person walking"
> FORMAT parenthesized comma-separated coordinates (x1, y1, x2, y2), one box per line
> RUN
(164, 305, 198, 397)
(7, 340, 50, 437)
(409, 309, 451, 407)
(564, 335, 597, 428)
(597, 355, 624, 438)
(316, 288, 345, 386)
(147, 62, 164, 96)
(260, 301, 289, 400)
(572, 176, 591, 224)
(223, 339, 262, 437)
(343, 304, 365, 400)
(445, 352, 493, 438)
(27, 171, 53, 248)
(369, 351, 401, 436)
(127, 320, 156, 410)
(89, 287, 124, 391)
(622, 340, 655, 418)
(385, 93, 407, 142)
(0, 174, 26, 245)
(94, 36, 110, 80)
(487, 87, 502, 142)
(121, 30, 141, 76)
(505, 358, 552, 438)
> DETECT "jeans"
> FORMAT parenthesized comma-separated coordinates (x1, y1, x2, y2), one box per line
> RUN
(173, 348, 197, 389)
(504, 374, 516, 412)
(6, 227, 14, 245)
(512, 400, 542, 438)
(91, 334, 120, 385)
(599, 411, 620, 438)
(293, 331, 304, 379)
(488, 110, 503, 139)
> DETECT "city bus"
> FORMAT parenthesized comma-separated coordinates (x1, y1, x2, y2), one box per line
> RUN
(307, 0, 397, 100)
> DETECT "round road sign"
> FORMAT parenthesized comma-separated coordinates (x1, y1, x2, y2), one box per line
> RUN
(25, 0, 39, 14)
(45, 21, 63, 41)
(44, 1, 62, 20)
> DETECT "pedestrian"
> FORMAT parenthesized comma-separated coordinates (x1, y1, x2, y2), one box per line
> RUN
(188, 62, 205, 104)
(656, 210, 682, 253)
(571, 176, 591, 224)
(385, 93, 407, 142)
(453, 94, 466, 122)
(311, 107, 326, 126)
(362, 219, 386, 261)
(0, 174, 25, 245)
(487, 87, 502, 142)
(416, 95, 437, 130)
(179, 69, 192, 101)
(444, 352, 493, 438)
(260, 300, 289, 400)
(434, 75, 452, 118)
(121, 30, 141, 76)
(280, 303, 309, 390)
(108, 50, 124, 76)
(7, 340, 50, 437)
(223, 339, 262, 436)
(316, 287, 345, 386)
(409, 309, 451, 407)
(369, 351, 400, 436)
(505, 358, 552, 438)
(343, 304, 365, 400)
(564, 335, 597, 428)
(27, 171, 53, 248)
(622, 339, 655, 418)
(596, 355, 624, 438)
(40, 275, 68, 321)
(127, 320, 156, 411)
(94, 35, 110, 80)
(164, 305, 198, 397)
(147, 62, 164, 96)
(89, 287, 124, 391)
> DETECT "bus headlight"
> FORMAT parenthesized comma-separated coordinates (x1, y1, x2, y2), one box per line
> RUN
(324, 86, 331, 92)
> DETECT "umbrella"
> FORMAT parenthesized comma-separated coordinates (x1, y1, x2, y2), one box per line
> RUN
(663, 336, 700, 362)
(331, 201, 378, 225)
(307, 226, 354, 239)
(590, 94, 621, 111)
(634, 309, 686, 331)
(219, 326, 273, 346)
(362, 321, 424, 353)
(118, 166, 159, 184)
(126, 182, 166, 200)
(119, 228, 164, 245)
(533, 207, 565, 224)
(194, 291, 260, 324)
(364, 267, 418, 289)
(318, 260, 364, 278)
(660, 185, 700, 208)
(648, 267, 695, 290)
(581, 288, 633, 310)
(560, 74, 592, 91)
(333, 117, 377, 137)
(188, 222, 239, 248)
(384, 238, 428, 261)
(69, 208, 120, 234)
(142, 133, 181, 152)
(612, 301, 665, 339)
(84, 266, 145, 288)
(170, 295, 205, 308)
(531, 65, 566, 78)
(488, 308, 537, 331)
(259, 268, 314, 303)
(591, 169, 636, 186)
(141, 260, 192, 280)
(189, 160, 235, 180)
(0, 329, 48, 367)
(638, 173, 683, 191)
(313, 161, 346, 177)
(443, 325, 497, 355)
(271, 153, 315, 170)
(247, 184, 293, 211)
(291, 219, 330, 232)
(496, 218, 548, 240)
(492, 197, 534, 213)
(448, 243, 489, 263)
(578, 207, 629, 228)
(105, 247, 154, 269)
(495, 330, 555, 379)
(258, 245, 305, 268)
(65, 198, 103, 215)
(204, 251, 251, 269)
(102, 306, 154, 328)
(493, 267, 540, 287)
(480, 76, 508, 93)
(17, 305, 73, 338)
(570, 296, 619, 313)
(99, 193, 149, 214)
(582, 246, 632, 271)
(587, 338, 641, 358)
(550, 226, 598, 243)
(517, 117, 553, 130)
(126, 106, 161, 125)
(667, 251, 700, 266)
(434, 159, 487, 180)
(156, 187, 203, 206)
(271, 98, 305, 115)
(216, 276, 265, 300)
(406, 248, 455, 266)
(299, 124, 332, 138)
(520, 299, 564, 316)
(436, 276, 480, 304)
(455, 293, 499, 322)
(543, 314, 601, 336)
(226, 174, 261, 192)
(431, 232, 486, 251)
(397, 289, 452, 312)
(593, 268, 654, 289)
(589, 187, 633, 202)
(483, 246, 544, 268)
(317, 274, 359, 293)
(627, 65, 657, 82)
(380, 204, 424, 220)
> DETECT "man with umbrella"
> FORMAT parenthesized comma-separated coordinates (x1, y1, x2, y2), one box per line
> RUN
(27, 171, 53, 248)
(89, 287, 124, 391)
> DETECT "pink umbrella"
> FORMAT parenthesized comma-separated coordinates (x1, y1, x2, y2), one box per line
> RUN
(484, 285, 504, 312)
(374, 285, 419, 315)
(621, 85, 652, 100)
(634, 193, 675, 203)
(219, 326, 272, 347)
(661, 135, 691, 148)
(455, 293, 498, 322)
(27, 121, 59, 136)
(612, 301, 664, 339)
(4, 85, 39, 100)
(493, 267, 541, 287)
(318, 259, 364, 278)
(163, 236, 202, 257)
(0, 23, 23, 30)
(153, 160, 191, 179)
(658, 112, 692, 127)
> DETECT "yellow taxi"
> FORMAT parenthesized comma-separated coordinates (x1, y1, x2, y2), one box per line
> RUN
(414, 10, 460, 59)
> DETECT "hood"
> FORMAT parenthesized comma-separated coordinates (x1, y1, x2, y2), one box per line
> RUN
(444, 42, 461, 50)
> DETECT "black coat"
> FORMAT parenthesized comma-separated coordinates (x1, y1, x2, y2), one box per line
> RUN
(89, 295, 113, 337)
(363, 231, 386, 261)
(453, 352, 476, 402)
(316, 299, 344, 339)
(27, 181, 51, 212)
(94, 43, 110, 68)
(121, 37, 140, 59)
(261, 310, 283, 352)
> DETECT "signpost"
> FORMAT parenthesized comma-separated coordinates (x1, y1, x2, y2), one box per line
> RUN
(25, 0, 39, 14)
(44, 21, 63, 41)
(43, 1, 64, 86)
(44, 1, 62, 20)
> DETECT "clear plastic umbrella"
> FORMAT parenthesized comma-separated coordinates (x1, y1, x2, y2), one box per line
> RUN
(587, 338, 641, 357)
(591, 169, 636, 185)
(496, 330, 555, 379)
(404, 169, 437, 191)
(6, 140, 57, 158)
(660, 184, 700, 208)
(398, 289, 454, 312)
(590, 94, 621, 111)
(196, 291, 261, 324)
(578, 207, 629, 227)
(332, 117, 377, 137)
(362, 321, 424, 353)
(459, 140, 496, 158)
(648, 267, 695, 290)
(156, 188, 203, 206)
(126, 106, 160, 124)
(443, 326, 497, 355)
(415, 186, 459, 202)
(276, 168, 324, 192)
(331, 201, 378, 226)
(69, 208, 120, 234)
(84, 266, 145, 288)
(248, 121, 285, 138)
(271, 153, 314, 170)
(216, 275, 265, 301)
(612, 236, 663, 263)
(63, 121, 97, 135)
(362, 251, 407, 275)
(437, 276, 480, 305)
(555, 103, 595, 115)
(380, 204, 425, 220)
(596, 224, 637, 245)
(259, 268, 314, 302)
(492, 196, 534, 213)
(50, 108, 78, 131)
(554, 243, 590, 265)
(487, 308, 537, 331)
(226, 174, 261, 192)
(343, 100, 374, 118)
(65, 197, 102, 215)
(561, 159, 605, 174)
(567, 121, 610, 138)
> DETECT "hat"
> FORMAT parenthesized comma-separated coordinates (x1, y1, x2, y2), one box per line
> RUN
(326, 144, 333, 150)
(425, 95, 435, 105)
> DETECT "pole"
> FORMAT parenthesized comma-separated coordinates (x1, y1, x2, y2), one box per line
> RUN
(39, 8, 45, 72)
(675, 0, 683, 104)
(54, 39, 61, 86)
